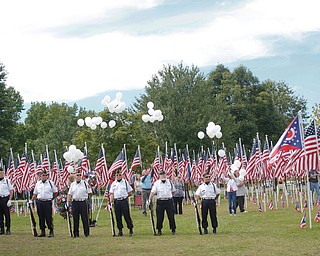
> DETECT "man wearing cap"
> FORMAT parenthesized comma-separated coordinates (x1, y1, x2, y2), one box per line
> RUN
(148, 170, 176, 235)
(31, 170, 58, 238)
(109, 171, 134, 237)
(67, 170, 92, 238)
(194, 173, 220, 234)
(0, 167, 14, 235)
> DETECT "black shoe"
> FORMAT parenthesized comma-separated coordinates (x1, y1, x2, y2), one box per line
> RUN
(129, 229, 133, 237)
(0, 229, 4, 235)
(172, 229, 176, 235)
(157, 230, 162, 236)
(204, 228, 208, 234)
(38, 233, 46, 237)
(118, 230, 123, 237)
(85, 234, 89, 238)
(48, 231, 54, 238)
(5, 229, 10, 235)
(213, 228, 217, 234)
(73, 234, 79, 238)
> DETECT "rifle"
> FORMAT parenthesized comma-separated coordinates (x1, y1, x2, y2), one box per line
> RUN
(27, 202, 38, 237)
(192, 196, 202, 235)
(108, 203, 116, 237)
(65, 204, 73, 237)
(149, 202, 156, 235)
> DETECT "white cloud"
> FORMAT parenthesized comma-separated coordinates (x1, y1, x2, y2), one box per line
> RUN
(0, 0, 319, 103)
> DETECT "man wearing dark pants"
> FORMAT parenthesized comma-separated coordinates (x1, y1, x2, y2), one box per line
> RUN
(0, 167, 14, 235)
(141, 169, 153, 216)
(149, 170, 176, 235)
(195, 173, 221, 234)
(67, 170, 92, 238)
(109, 171, 134, 237)
(31, 170, 58, 238)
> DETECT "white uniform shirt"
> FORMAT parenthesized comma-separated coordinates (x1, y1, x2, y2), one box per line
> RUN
(195, 182, 221, 199)
(68, 180, 92, 200)
(109, 179, 132, 199)
(34, 180, 58, 200)
(151, 179, 176, 199)
(0, 178, 13, 197)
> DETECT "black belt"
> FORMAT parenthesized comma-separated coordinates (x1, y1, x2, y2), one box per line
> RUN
(157, 198, 172, 200)
(73, 199, 86, 202)
(142, 188, 151, 190)
(37, 199, 52, 202)
(202, 198, 215, 200)
(115, 197, 127, 201)
(0, 195, 9, 198)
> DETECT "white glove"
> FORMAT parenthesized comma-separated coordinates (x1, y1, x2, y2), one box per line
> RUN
(108, 203, 112, 211)
(7, 200, 12, 207)
(28, 200, 33, 205)
(146, 199, 151, 206)
(192, 201, 197, 207)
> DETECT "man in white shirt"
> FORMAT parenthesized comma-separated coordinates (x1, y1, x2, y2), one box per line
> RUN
(149, 170, 176, 236)
(195, 173, 221, 234)
(67, 170, 92, 238)
(31, 170, 58, 238)
(109, 171, 134, 237)
(0, 167, 14, 235)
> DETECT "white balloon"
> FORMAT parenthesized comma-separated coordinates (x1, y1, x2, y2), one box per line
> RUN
(214, 125, 221, 133)
(157, 115, 164, 121)
(96, 116, 103, 125)
(218, 149, 225, 157)
(91, 124, 97, 130)
(154, 109, 161, 117)
(234, 160, 241, 168)
(149, 115, 156, 123)
(142, 114, 150, 122)
(109, 120, 116, 128)
(114, 106, 122, 113)
(116, 92, 123, 99)
(100, 121, 107, 129)
(103, 95, 111, 104)
(67, 166, 74, 174)
(198, 131, 205, 139)
(207, 122, 215, 128)
(119, 102, 126, 111)
(207, 130, 215, 139)
(76, 149, 84, 160)
(216, 131, 222, 139)
(91, 117, 97, 125)
(147, 101, 154, 109)
(148, 108, 155, 116)
(63, 152, 72, 162)
(85, 117, 92, 127)
(69, 145, 77, 153)
(231, 164, 238, 171)
(239, 168, 247, 177)
(77, 118, 84, 127)
(239, 176, 244, 182)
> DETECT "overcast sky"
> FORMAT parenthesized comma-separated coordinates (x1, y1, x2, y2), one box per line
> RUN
(0, 0, 319, 111)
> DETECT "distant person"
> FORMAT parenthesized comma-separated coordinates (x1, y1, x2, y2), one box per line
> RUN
(173, 176, 184, 215)
(141, 169, 153, 216)
(0, 167, 14, 235)
(234, 170, 247, 213)
(223, 171, 238, 216)
(309, 169, 320, 205)
(134, 174, 142, 196)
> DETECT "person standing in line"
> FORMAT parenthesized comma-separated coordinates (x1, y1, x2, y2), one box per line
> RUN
(109, 171, 134, 237)
(141, 169, 153, 216)
(173, 175, 184, 215)
(194, 173, 220, 234)
(148, 170, 176, 235)
(67, 170, 92, 238)
(31, 170, 58, 238)
(234, 170, 247, 213)
(0, 167, 14, 235)
(309, 169, 320, 205)
(223, 171, 238, 216)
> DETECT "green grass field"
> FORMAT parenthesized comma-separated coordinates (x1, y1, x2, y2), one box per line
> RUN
(1, 197, 319, 256)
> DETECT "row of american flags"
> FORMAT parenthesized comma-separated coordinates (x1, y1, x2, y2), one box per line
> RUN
(1, 115, 319, 194)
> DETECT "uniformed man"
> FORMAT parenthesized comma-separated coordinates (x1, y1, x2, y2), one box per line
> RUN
(67, 170, 92, 238)
(31, 170, 58, 238)
(194, 173, 221, 234)
(148, 170, 176, 236)
(109, 171, 134, 237)
(0, 167, 14, 235)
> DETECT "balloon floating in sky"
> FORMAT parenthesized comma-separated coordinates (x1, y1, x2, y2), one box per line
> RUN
(77, 116, 115, 129)
(101, 92, 126, 114)
(142, 101, 164, 123)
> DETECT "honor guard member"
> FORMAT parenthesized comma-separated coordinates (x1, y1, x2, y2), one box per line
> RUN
(194, 173, 220, 234)
(67, 170, 92, 238)
(31, 170, 58, 238)
(109, 171, 134, 237)
(148, 170, 177, 235)
(0, 167, 14, 235)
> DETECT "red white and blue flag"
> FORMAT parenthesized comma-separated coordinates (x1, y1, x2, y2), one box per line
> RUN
(300, 213, 307, 228)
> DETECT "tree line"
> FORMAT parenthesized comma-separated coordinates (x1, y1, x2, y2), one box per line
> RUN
(0, 60, 317, 168)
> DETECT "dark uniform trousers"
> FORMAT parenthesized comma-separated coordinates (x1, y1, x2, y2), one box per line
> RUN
(72, 200, 89, 236)
(156, 199, 176, 230)
(36, 200, 54, 232)
(0, 196, 10, 229)
(201, 199, 218, 229)
(114, 199, 133, 230)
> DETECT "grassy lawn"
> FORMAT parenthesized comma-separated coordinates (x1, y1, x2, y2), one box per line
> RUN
(1, 197, 319, 256)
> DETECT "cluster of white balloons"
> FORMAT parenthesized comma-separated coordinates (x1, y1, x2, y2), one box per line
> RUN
(77, 116, 116, 130)
(198, 122, 222, 140)
(63, 145, 84, 173)
(101, 92, 126, 114)
(142, 101, 164, 123)
(230, 159, 247, 181)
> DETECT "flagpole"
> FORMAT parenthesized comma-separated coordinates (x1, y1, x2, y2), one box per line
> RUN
(298, 112, 312, 228)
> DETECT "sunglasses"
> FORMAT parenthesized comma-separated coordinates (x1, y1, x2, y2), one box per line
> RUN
(76, 174, 82, 176)
(204, 176, 211, 178)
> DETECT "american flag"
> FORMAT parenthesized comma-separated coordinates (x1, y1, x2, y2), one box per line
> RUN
(28, 153, 37, 190)
(6, 152, 15, 181)
(300, 213, 307, 228)
(94, 147, 109, 188)
(314, 208, 320, 222)
(50, 155, 59, 187)
(246, 139, 258, 180)
(41, 148, 50, 172)
(128, 148, 141, 181)
(121, 149, 129, 180)
(80, 148, 91, 177)
(15, 152, 27, 193)
(295, 201, 301, 212)
(59, 160, 70, 192)
(152, 149, 161, 183)
(259, 203, 263, 212)
(107, 150, 123, 178)
(268, 199, 274, 210)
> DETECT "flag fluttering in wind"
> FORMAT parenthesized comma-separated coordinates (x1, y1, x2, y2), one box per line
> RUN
(314, 208, 320, 222)
(268, 200, 274, 210)
(295, 201, 301, 212)
(300, 213, 307, 228)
